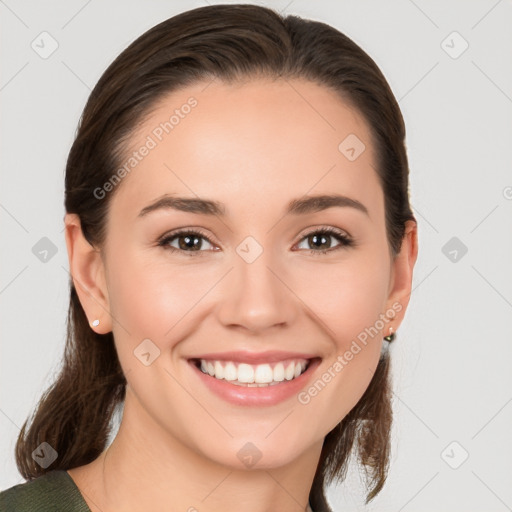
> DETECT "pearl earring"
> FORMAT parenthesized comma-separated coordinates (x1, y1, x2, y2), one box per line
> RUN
(91, 319, 100, 327)
(383, 327, 395, 343)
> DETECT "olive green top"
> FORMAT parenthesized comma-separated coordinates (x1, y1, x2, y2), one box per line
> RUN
(0, 470, 91, 511)
(0, 470, 316, 511)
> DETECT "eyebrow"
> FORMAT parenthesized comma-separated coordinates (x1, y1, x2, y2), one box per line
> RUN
(137, 193, 369, 218)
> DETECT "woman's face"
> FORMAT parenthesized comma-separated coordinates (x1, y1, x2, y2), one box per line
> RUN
(70, 78, 415, 469)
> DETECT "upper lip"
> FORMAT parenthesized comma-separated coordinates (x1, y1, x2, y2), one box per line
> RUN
(188, 350, 319, 364)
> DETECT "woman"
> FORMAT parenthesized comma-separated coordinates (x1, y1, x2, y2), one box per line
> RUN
(1, 4, 417, 511)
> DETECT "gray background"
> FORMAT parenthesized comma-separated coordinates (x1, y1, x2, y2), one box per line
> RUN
(1, 1, 511, 510)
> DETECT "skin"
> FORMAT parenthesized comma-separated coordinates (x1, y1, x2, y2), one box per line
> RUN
(64, 78, 418, 512)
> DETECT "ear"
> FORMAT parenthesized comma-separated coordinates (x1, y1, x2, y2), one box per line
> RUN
(64, 213, 112, 334)
(384, 220, 418, 331)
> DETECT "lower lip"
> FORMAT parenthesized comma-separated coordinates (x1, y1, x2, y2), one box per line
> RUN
(188, 358, 322, 407)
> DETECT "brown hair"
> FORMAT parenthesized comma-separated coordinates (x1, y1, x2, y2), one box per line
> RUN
(15, 4, 414, 510)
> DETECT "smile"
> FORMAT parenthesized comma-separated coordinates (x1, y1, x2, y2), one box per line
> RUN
(193, 358, 310, 387)
(187, 355, 322, 406)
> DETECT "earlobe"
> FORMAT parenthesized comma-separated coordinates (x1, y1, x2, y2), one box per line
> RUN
(64, 213, 112, 334)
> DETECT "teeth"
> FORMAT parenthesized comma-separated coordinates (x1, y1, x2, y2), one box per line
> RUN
(254, 363, 273, 383)
(197, 358, 309, 385)
(224, 362, 237, 381)
(214, 361, 224, 379)
(285, 362, 295, 380)
(273, 362, 285, 382)
(238, 363, 255, 383)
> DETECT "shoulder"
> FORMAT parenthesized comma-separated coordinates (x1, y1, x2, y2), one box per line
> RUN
(0, 470, 91, 512)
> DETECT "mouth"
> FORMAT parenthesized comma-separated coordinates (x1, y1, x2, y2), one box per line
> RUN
(188, 357, 319, 387)
(187, 353, 322, 407)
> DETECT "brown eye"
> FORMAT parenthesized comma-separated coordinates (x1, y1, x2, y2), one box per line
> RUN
(158, 229, 216, 255)
(175, 233, 204, 251)
(157, 227, 353, 257)
(296, 228, 353, 255)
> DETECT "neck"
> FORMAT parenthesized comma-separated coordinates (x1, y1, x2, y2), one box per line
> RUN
(73, 386, 322, 512)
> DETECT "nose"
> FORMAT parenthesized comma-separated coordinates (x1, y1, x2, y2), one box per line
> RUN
(216, 248, 298, 334)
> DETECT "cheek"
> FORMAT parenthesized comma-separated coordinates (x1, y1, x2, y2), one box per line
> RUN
(289, 253, 390, 425)
(107, 244, 391, 357)
(105, 247, 224, 361)
(291, 252, 391, 344)
(105, 251, 178, 346)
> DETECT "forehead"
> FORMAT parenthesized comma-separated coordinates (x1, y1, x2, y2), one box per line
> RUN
(109, 78, 382, 224)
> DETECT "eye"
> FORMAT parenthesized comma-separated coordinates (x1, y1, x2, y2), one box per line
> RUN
(157, 226, 354, 257)
(157, 229, 217, 256)
(295, 227, 354, 255)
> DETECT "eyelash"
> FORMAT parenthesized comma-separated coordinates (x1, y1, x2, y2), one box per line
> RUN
(157, 226, 354, 257)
